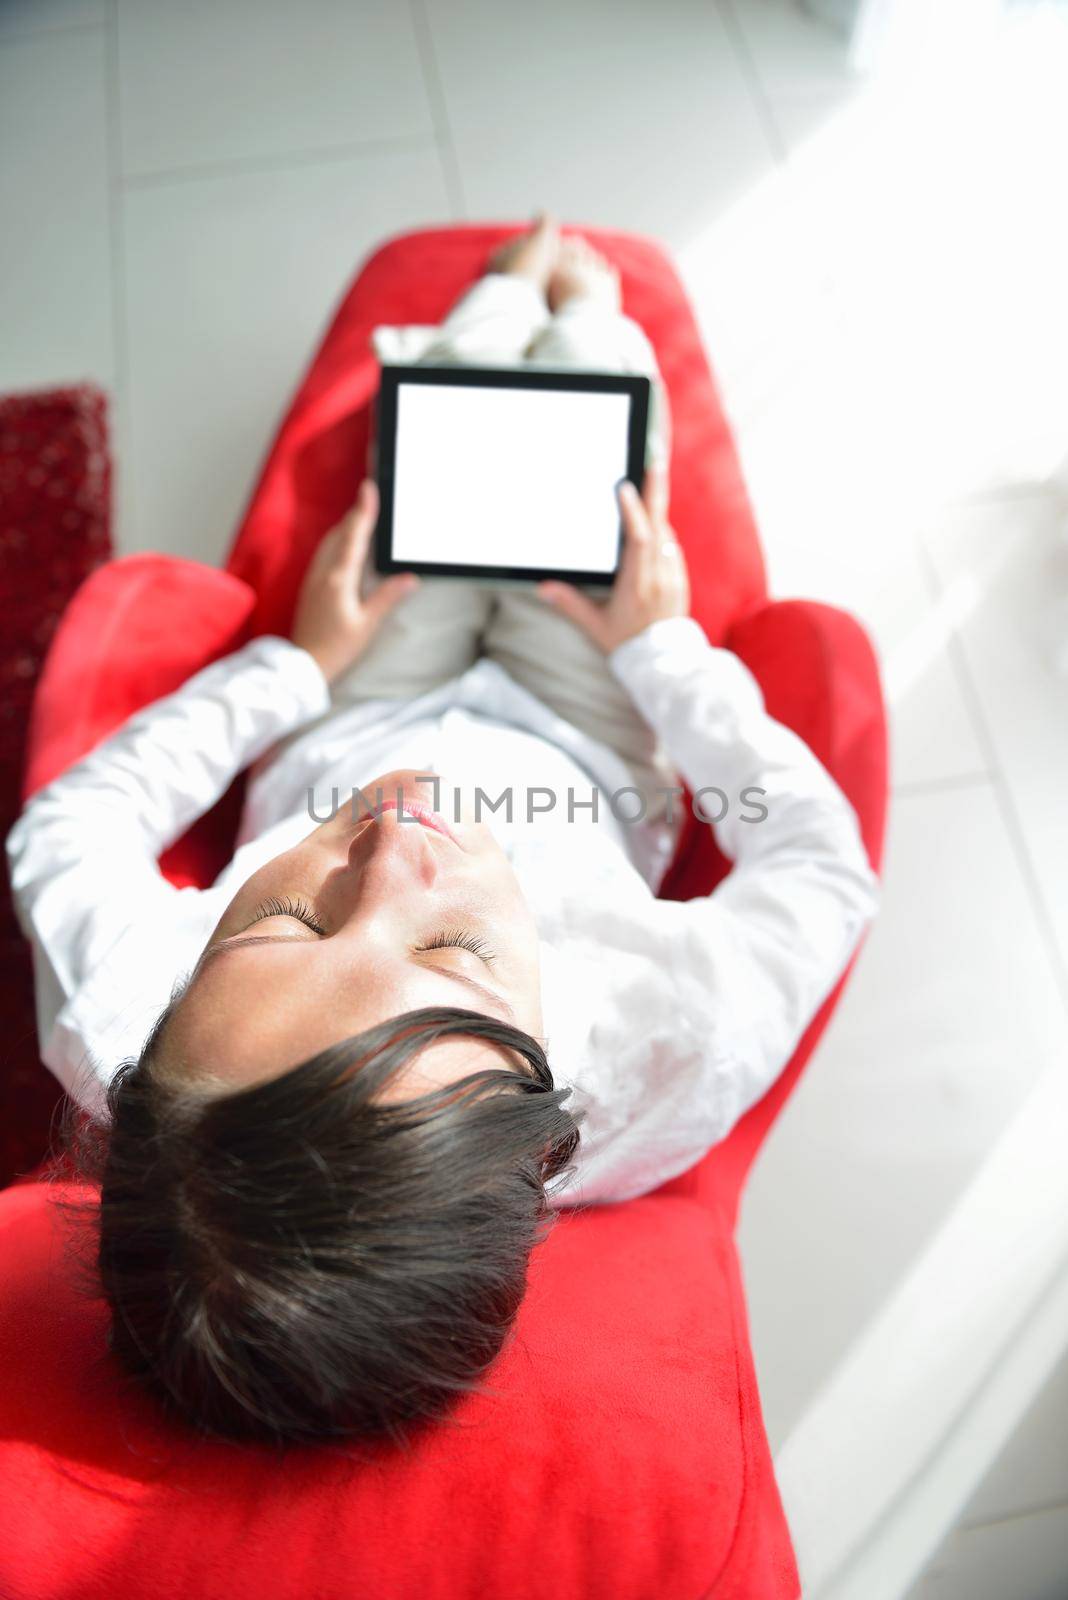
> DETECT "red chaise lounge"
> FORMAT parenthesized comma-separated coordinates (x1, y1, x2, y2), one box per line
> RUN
(0, 226, 887, 1600)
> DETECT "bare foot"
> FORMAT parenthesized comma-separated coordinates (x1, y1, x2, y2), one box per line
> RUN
(548, 236, 621, 313)
(488, 212, 560, 296)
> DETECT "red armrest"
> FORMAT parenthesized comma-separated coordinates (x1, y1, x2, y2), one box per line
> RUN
(22, 555, 258, 889)
(23, 555, 257, 800)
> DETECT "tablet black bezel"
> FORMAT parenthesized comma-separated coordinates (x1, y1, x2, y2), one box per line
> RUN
(373, 364, 650, 586)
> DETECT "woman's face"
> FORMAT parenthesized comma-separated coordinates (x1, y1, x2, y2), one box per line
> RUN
(162, 771, 543, 1098)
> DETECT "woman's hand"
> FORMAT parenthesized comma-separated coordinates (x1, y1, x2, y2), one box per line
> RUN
(537, 466, 690, 654)
(290, 480, 419, 684)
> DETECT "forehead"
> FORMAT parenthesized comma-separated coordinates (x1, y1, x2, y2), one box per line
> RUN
(160, 951, 530, 1096)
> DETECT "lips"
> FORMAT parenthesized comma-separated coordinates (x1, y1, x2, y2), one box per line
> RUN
(373, 797, 458, 843)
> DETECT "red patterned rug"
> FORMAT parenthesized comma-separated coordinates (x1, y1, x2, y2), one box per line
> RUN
(0, 386, 112, 1189)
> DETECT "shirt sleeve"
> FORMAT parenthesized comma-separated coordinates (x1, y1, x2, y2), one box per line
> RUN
(6, 636, 331, 1090)
(556, 616, 880, 1206)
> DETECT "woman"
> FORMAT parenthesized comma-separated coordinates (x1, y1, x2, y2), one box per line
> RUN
(7, 216, 878, 1446)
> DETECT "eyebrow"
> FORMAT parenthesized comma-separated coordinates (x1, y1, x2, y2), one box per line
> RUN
(198, 935, 518, 1025)
(197, 934, 309, 971)
(425, 965, 518, 1025)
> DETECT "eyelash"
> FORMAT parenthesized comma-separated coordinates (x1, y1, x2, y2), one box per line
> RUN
(248, 902, 495, 965)
(250, 895, 327, 936)
(416, 928, 497, 964)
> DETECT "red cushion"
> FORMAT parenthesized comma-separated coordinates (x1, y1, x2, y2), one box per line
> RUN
(23, 554, 256, 887)
(4, 228, 888, 1599)
(23, 555, 254, 799)
(0, 1179, 798, 1600)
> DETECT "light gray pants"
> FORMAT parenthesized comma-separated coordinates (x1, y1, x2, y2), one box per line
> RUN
(337, 271, 675, 796)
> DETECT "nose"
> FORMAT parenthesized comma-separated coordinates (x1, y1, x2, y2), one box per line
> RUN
(347, 811, 441, 889)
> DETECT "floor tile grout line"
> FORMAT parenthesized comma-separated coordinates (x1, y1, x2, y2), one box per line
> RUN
(893, 772, 993, 799)
(119, 131, 442, 192)
(714, 0, 790, 165)
(0, 17, 106, 45)
(948, 480, 1067, 512)
(959, 1495, 1068, 1535)
(103, 0, 129, 548)
(407, 0, 467, 220)
(913, 529, 1068, 1020)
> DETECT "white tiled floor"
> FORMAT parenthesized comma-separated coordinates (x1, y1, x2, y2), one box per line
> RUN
(3, 2, 1067, 1595)
(0, 0, 105, 39)
(116, 0, 435, 177)
(909, 1503, 1068, 1600)
(0, 25, 114, 390)
(966, 1344, 1068, 1526)
(121, 146, 449, 558)
(421, 0, 777, 238)
(740, 778, 1068, 1441)
(921, 491, 1068, 968)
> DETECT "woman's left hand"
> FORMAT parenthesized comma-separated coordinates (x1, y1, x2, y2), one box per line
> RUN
(290, 480, 419, 684)
(537, 466, 689, 654)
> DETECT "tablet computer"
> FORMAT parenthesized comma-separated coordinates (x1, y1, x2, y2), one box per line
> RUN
(373, 364, 650, 585)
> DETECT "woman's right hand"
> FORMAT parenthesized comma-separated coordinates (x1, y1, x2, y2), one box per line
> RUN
(537, 466, 690, 654)
(290, 480, 419, 684)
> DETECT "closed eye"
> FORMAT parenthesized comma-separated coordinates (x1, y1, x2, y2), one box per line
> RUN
(414, 928, 496, 965)
(243, 911, 496, 971)
(198, 914, 515, 1024)
(248, 896, 327, 936)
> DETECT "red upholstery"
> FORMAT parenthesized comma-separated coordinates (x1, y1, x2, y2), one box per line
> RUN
(23, 555, 257, 889)
(0, 385, 112, 1189)
(3, 227, 887, 1600)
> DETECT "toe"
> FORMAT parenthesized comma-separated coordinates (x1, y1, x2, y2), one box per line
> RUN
(530, 212, 558, 249)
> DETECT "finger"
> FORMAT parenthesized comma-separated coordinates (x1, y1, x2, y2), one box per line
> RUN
(616, 480, 653, 581)
(642, 463, 669, 526)
(538, 580, 607, 645)
(339, 480, 380, 573)
(308, 519, 345, 573)
(363, 571, 419, 624)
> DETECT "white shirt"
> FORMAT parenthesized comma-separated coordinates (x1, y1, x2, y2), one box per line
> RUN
(6, 619, 879, 1207)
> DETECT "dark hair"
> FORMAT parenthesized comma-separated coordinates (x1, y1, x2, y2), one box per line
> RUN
(52, 1005, 581, 1449)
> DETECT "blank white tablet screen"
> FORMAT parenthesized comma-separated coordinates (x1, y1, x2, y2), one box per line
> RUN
(391, 382, 632, 574)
